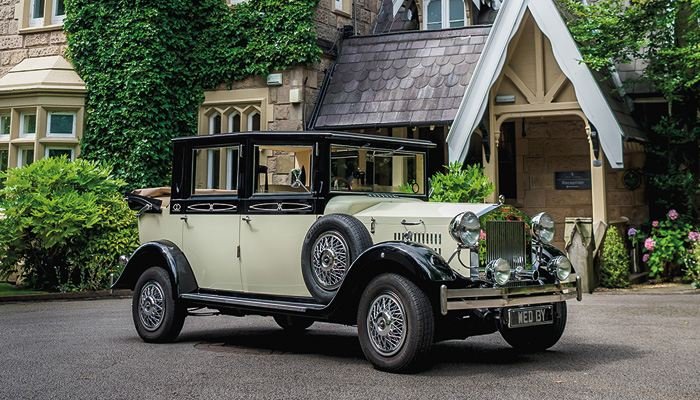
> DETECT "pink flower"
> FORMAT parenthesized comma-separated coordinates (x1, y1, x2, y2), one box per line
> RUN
(644, 237, 656, 251)
(479, 230, 486, 241)
(642, 254, 650, 263)
(668, 209, 679, 221)
(689, 231, 700, 242)
(652, 220, 659, 228)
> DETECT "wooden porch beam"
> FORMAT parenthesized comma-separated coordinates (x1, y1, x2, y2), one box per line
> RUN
(504, 66, 537, 104)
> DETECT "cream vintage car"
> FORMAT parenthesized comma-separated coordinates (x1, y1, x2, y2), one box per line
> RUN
(115, 131, 582, 372)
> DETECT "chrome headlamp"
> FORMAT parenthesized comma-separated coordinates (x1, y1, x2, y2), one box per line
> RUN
(549, 256, 572, 281)
(487, 258, 511, 286)
(449, 211, 481, 249)
(531, 212, 555, 244)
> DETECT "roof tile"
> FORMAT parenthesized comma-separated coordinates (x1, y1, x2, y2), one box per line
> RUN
(314, 26, 490, 129)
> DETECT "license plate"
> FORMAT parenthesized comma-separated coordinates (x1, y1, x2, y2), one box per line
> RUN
(507, 305, 553, 328)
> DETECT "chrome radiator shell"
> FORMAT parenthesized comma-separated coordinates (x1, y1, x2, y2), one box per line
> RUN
(485, 220, 528, 272)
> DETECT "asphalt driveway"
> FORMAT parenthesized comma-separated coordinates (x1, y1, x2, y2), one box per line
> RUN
(0, 292, 698, 400)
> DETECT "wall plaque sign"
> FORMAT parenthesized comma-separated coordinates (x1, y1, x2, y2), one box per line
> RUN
(555, 171, 591, 190)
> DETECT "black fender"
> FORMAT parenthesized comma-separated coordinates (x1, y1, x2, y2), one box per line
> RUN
(112, 240, 198, 299)
(326, 241, 457, 321)
(537, 243, 576, 272)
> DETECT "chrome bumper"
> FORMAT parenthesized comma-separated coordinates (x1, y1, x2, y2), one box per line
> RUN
(439, 276, 582, 315)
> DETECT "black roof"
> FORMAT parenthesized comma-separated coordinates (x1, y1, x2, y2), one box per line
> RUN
(314, 26, 491, 130)
(172, 131, 437, 149)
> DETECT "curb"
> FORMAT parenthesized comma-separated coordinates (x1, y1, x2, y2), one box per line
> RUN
(0, 289, 133, 303)
(592, 286, 699, 296)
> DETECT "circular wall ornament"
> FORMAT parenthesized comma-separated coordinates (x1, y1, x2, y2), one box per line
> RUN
(623, 169, 642, 191)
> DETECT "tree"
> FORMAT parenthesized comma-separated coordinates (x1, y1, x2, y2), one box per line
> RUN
(559, 0, 700, 219)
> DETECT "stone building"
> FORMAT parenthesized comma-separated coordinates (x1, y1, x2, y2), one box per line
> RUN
(0, 0, 660, 249)
(0, 0, 82, 172)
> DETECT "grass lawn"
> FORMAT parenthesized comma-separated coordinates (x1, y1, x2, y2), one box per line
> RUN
(0, 282, 48, 297)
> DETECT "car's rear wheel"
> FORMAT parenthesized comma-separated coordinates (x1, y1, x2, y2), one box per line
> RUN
(273, 315, 314, 332)
(132, 267, 186, 343)
(498, 302, 567, 352)
(301, 214, 372, 303)
(357, 274, 434, 373)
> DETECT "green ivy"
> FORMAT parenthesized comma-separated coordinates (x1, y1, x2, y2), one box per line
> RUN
(64, 0, 321, 189)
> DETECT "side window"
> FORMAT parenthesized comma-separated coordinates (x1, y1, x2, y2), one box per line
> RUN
(254, 145, 313, 194)
(192, 146, 240, 196)
(330, 145, 426, 195)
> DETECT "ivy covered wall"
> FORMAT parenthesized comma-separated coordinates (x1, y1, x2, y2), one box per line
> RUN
(64, 0, 321, 189)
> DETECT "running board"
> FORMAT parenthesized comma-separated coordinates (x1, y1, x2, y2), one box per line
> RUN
(180, 293, 326, 314)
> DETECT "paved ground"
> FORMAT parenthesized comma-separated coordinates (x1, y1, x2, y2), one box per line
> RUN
(0, 293, 698, 400)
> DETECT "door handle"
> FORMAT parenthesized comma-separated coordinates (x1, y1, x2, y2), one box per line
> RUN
(180, 215, 188, 223)
(242, 216, 251, 223)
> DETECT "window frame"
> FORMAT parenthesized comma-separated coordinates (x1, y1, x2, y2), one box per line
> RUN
(0, 148, 8, 172)
(47, 111, 77, 137)
(334, 0, 351, 15)
(19, 112, 37, 137)
(191, 144, 241, 197)
(247, 110, 261, 132)
(423, 0, 467, 30)
(44, 146, 75, 161)
(252, 143, 315, 196)
(29, 0, 46, 27)
(0, 113, 10, 139)
(329, 144, 427, 196)
(51, 0, 65, 25)
(17, 147, 35, 167)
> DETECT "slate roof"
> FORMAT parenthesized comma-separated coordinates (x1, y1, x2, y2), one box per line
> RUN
(314, 26, 491, 130)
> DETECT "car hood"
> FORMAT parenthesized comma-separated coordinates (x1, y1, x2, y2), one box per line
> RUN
(354, 200, 499, 221)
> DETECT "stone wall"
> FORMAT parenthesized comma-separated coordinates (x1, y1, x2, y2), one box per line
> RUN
(315, 0, 381, 43)
(0, 1, 67, 78)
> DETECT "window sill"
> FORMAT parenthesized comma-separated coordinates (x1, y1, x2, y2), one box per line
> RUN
(19, 24, 64, 35)
(332, 9, 352, 18)
(39, 137, 79, 144)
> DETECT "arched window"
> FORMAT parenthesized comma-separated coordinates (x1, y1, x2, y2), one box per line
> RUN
(426, 0, 442, 30)
(448, 0, 465, 28)
(207, 113, 222, 188)
(208, 113, 222, 135)
(229, 112, 241, 133)
(424, 0, 466, 30)
(248, 111, 261, 132)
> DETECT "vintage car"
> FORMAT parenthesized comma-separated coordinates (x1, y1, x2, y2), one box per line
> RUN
(115, 131, 582, 372)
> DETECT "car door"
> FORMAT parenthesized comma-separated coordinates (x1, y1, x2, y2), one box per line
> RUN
(180, 144, 243, 292)
(239, 142, 319, 297)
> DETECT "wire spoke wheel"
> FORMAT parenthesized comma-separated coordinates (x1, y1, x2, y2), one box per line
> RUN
(311, 231, 349, 290)
(366, 292, 407, 357)
(138, 281, 166, 332)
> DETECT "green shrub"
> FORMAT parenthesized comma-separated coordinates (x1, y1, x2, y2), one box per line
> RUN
(684, 241, 700, 289)
(600, 226, 630, 288)
(0, 157, 138, 292)
(429, 162, 494, 203)
(642, 210, 694, 279)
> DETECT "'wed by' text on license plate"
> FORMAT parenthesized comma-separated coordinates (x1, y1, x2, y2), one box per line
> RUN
(507, 305, 554, 328)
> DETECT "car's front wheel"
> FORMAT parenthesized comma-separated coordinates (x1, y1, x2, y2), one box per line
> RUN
(132, 267, 186, 343)
(357, 274, 434, 373)
(498, 302, 567, 352)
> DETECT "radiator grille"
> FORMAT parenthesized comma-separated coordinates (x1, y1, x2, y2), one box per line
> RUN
(394, 232, 442, 255)
(485, 221, 527, 271)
